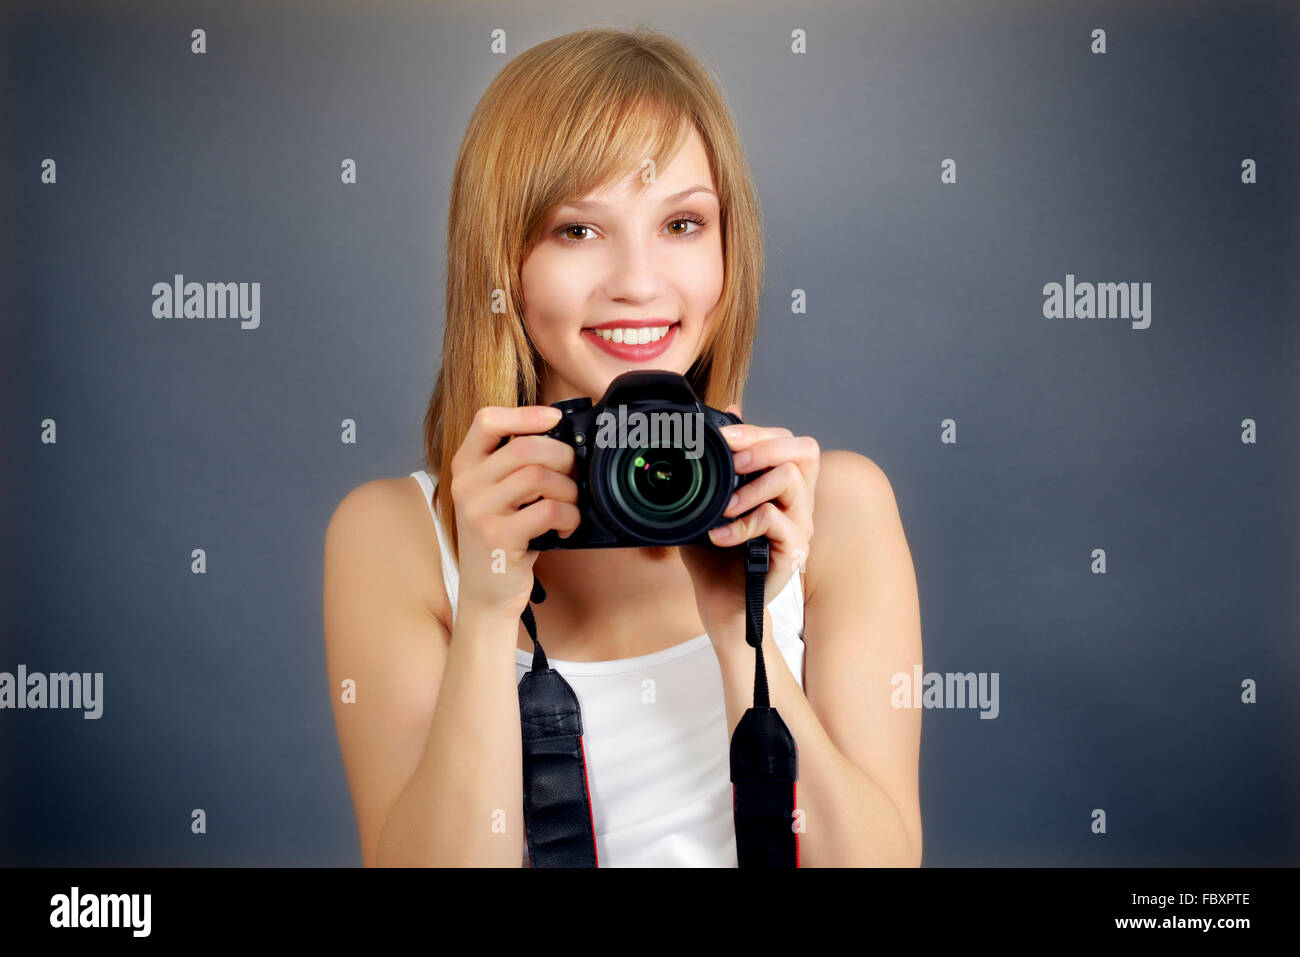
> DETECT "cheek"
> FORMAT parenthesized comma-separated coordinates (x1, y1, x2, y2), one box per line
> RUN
(693, 266, 725, 346)
(681, 248, 724, 318)
(520, 251, 570, 344)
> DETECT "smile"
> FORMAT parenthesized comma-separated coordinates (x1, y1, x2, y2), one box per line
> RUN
(582, 321, 679, 360)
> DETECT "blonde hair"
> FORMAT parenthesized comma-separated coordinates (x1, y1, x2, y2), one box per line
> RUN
(421, 25, 764, 562)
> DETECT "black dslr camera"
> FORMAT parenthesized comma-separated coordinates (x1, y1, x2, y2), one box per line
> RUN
(526, 370, 760, 550)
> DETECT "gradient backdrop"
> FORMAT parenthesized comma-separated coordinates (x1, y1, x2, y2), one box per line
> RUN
(2, 0, 1297, 866)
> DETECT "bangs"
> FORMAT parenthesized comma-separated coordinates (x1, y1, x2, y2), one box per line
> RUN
(556, 95, 693, 202)
(512, 60, 702, 247)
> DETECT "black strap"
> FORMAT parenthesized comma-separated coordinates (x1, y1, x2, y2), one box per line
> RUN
(516, 576, 599, 867)
(729, 537, 799, 868)
(517, 537, 798, 868)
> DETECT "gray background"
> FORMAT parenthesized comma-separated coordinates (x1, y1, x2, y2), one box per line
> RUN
(2, 0, 1297, 866)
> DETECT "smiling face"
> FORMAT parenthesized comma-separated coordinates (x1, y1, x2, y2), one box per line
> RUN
(520, 128, 725, 406)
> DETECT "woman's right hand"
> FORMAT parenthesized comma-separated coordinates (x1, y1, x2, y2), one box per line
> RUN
(448, 404, 580, 621)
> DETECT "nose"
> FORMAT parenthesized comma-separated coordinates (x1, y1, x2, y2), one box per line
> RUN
(604, 232, 665, 302)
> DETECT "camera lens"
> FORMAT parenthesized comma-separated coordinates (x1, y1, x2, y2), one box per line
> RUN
(627, 450, 700, 514)
(608, 443, 718, 531)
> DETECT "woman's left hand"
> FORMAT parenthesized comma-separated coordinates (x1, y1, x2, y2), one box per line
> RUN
(679, 405, 819, 649)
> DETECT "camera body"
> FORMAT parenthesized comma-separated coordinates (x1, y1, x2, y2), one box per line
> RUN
(527, 370, 760, 551)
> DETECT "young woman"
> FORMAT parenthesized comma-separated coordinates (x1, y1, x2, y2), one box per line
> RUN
(323, 26, 922, 867)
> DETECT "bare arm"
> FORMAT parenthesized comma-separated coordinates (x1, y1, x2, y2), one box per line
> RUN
(324, 405, 579, 867)
(323, 482, 528, 866)
(375, 603, 527, 867)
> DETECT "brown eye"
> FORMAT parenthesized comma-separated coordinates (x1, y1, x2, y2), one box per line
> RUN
(667, 215, 707, 237)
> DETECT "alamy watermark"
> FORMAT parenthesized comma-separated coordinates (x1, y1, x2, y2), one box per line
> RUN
(591, 405, 705, 460)
(49, 886, 150, 937)
(1, 665, 103, 718)
(152, 274, 260, 329)
(891, 665, 999, 719)
(1042, 273, 1151, 329)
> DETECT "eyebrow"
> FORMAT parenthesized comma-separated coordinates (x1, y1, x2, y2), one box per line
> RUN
(558, 186, 717, 212)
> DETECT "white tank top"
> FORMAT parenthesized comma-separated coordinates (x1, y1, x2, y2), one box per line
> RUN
(409, 470, 806, 867)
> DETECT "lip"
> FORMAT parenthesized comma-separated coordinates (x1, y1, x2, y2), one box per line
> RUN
(584, 318, 675, 330)
(582, 321, 679, 361)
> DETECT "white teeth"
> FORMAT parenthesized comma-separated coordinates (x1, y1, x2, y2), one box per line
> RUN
(594, 325, 671, 344)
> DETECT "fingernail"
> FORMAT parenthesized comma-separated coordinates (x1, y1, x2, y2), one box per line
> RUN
(727, 493, 740, 512)
(712, 524, 733, 540)
(733, 450, 751, 468)
(720, 426, 739, 439)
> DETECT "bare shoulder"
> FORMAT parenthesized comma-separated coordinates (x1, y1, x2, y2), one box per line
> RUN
(804, 450, 898, 605)
(321, 476, 457, 867)
(797, 449, 923, 865)
(324, 475, 454, 633)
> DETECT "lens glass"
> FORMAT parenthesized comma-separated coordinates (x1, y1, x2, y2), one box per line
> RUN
(609, 443, 718, 531)
(628, 450, 699, 513)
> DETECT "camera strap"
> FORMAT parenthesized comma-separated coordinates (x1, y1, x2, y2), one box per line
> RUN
(516, 574, 599, 867)
(516, 536, 799, 868)
(731, 536, 800, 868)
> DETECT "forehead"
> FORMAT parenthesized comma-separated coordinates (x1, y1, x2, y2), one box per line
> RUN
(567, 128, 715, 208)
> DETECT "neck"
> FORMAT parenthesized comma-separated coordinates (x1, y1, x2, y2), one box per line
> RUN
(531, 545, 681, 610)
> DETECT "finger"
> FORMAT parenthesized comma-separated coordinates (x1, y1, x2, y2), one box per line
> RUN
(452, 405, 563, 475)
(480, 433, 576, 485)
(719, 422, 793, 451)
(729, 434, 819, 478)
(510, 495, 582, 545)
(709, 501, 799, 551)
(485, 462, 580, 512)
(723, 460, 803, 519)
